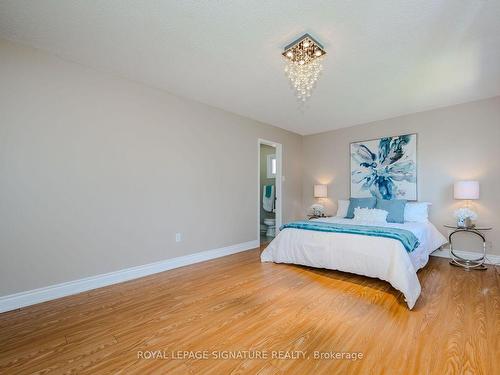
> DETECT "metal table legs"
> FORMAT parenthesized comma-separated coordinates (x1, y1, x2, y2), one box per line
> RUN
(448, 229, 487, 271)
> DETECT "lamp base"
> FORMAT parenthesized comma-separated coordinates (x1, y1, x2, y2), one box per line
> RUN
(457, 217, 472, 228)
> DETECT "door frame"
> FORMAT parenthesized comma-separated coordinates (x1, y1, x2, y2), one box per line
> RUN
(257, 138, 283, 241)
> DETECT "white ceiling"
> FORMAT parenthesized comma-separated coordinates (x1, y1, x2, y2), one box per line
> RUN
(1, 1, 499, 135)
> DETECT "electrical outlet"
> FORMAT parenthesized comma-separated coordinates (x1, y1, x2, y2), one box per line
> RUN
(175, 233, 182, 242)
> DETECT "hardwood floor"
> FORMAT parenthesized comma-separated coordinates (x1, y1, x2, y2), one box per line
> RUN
(1, 247, 499, 374)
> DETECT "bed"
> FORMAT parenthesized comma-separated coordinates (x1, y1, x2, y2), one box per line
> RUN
(260, 216, 447, 309)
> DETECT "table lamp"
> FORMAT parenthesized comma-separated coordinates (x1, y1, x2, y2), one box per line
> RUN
(314, 184, 328, 199)
(453, 180, 479, 227)
(311, 184, 327, 216)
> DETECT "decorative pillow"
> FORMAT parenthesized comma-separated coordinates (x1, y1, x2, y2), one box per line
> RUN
(404, 202, 431, 223)
(345, 197, 377, 219)
(335, 200, 350, 218)
(353, 207, 388, 223)
(376, 199, 407, 223)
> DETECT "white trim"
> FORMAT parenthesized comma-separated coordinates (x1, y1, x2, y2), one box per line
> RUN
(0, 240, 259, 313)
(258, 139, 283, 241)
(431, 248, 500, 265)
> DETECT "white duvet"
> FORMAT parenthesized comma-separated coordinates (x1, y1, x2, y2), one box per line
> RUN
(260, 217, 447, 309)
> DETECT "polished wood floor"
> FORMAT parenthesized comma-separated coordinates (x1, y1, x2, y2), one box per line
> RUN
(1, 247, 499, 374)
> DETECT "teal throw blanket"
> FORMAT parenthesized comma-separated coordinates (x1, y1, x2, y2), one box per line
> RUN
(281, 221, 420, 252)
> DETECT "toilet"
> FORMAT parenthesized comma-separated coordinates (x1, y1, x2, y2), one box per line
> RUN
(263, 218, 276, 237)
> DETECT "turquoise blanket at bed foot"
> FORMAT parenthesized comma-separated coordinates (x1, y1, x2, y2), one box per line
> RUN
(280, 221, 420, 252)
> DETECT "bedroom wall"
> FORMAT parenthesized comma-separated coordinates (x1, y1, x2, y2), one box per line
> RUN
(302, 96, 500, 256)
(0, 38, 303, 296)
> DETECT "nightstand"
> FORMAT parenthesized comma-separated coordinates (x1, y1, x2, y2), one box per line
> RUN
(444, 224, 492, 271)
(307, 214, 332, 220)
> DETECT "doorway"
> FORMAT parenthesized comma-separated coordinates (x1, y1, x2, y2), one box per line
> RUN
(258, 139, 282, 245)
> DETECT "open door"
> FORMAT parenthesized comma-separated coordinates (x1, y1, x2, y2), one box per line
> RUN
(258, 139, 282, 245)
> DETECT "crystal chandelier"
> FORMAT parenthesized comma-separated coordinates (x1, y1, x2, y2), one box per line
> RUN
(283, 33, 326, 103)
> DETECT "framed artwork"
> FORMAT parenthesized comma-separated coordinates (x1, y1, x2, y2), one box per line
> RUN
(350, 133, 417, 200)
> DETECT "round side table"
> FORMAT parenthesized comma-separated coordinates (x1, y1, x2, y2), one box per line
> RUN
(444, 224, 492, 271)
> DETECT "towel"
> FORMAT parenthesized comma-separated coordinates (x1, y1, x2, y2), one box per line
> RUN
(263, 185, 275, 212)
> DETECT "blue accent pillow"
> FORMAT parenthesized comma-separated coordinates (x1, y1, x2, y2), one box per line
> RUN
(376, 199, 407, 223)
(345, 197, 377, 219)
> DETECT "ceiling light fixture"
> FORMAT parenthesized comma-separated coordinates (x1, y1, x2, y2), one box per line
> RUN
(283, 33, 326, 103)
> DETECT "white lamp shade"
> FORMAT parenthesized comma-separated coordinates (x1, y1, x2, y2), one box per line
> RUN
(454, 180, 479, 200)
(314, 184, 328, 198)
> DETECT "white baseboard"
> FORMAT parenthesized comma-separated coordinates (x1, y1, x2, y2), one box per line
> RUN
(0, 239, 259, 314)
(431, 248, 500, 265)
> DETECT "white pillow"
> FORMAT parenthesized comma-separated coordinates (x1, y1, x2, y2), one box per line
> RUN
(336, 200, 350, 218)
(353, 207, 388, 223)
(404, 202, 431, 223)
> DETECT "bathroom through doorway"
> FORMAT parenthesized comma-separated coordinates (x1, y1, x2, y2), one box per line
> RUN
(257, 139, 282, 246)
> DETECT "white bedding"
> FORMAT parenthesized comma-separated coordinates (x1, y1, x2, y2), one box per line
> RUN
(260, 217, 447, 309)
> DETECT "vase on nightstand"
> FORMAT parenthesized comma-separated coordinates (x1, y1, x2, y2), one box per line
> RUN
(457, 217, 472, 228)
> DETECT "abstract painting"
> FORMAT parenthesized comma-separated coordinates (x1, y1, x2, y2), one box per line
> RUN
(350, 134, 417, 200)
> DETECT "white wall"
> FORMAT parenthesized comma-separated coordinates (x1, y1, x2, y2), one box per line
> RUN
(302, 96, 500, 255)
(0, 39, 303, 296)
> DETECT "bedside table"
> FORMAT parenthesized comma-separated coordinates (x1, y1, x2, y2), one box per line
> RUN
(444, 224, 492, 271)
(307, 214, 332, 220)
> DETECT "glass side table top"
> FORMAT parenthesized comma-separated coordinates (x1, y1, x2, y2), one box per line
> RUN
(444, 224, 492, 231)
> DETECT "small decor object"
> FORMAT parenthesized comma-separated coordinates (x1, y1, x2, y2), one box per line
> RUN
(310, 203, 325, 217)
(282, 33, 326, 103)
(350, 134, 417, 200)
(454, 208, 478, 228)
(453, 180, 480, 228)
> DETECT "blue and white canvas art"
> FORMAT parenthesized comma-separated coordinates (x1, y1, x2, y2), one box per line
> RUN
(350, 134, 417, 200)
